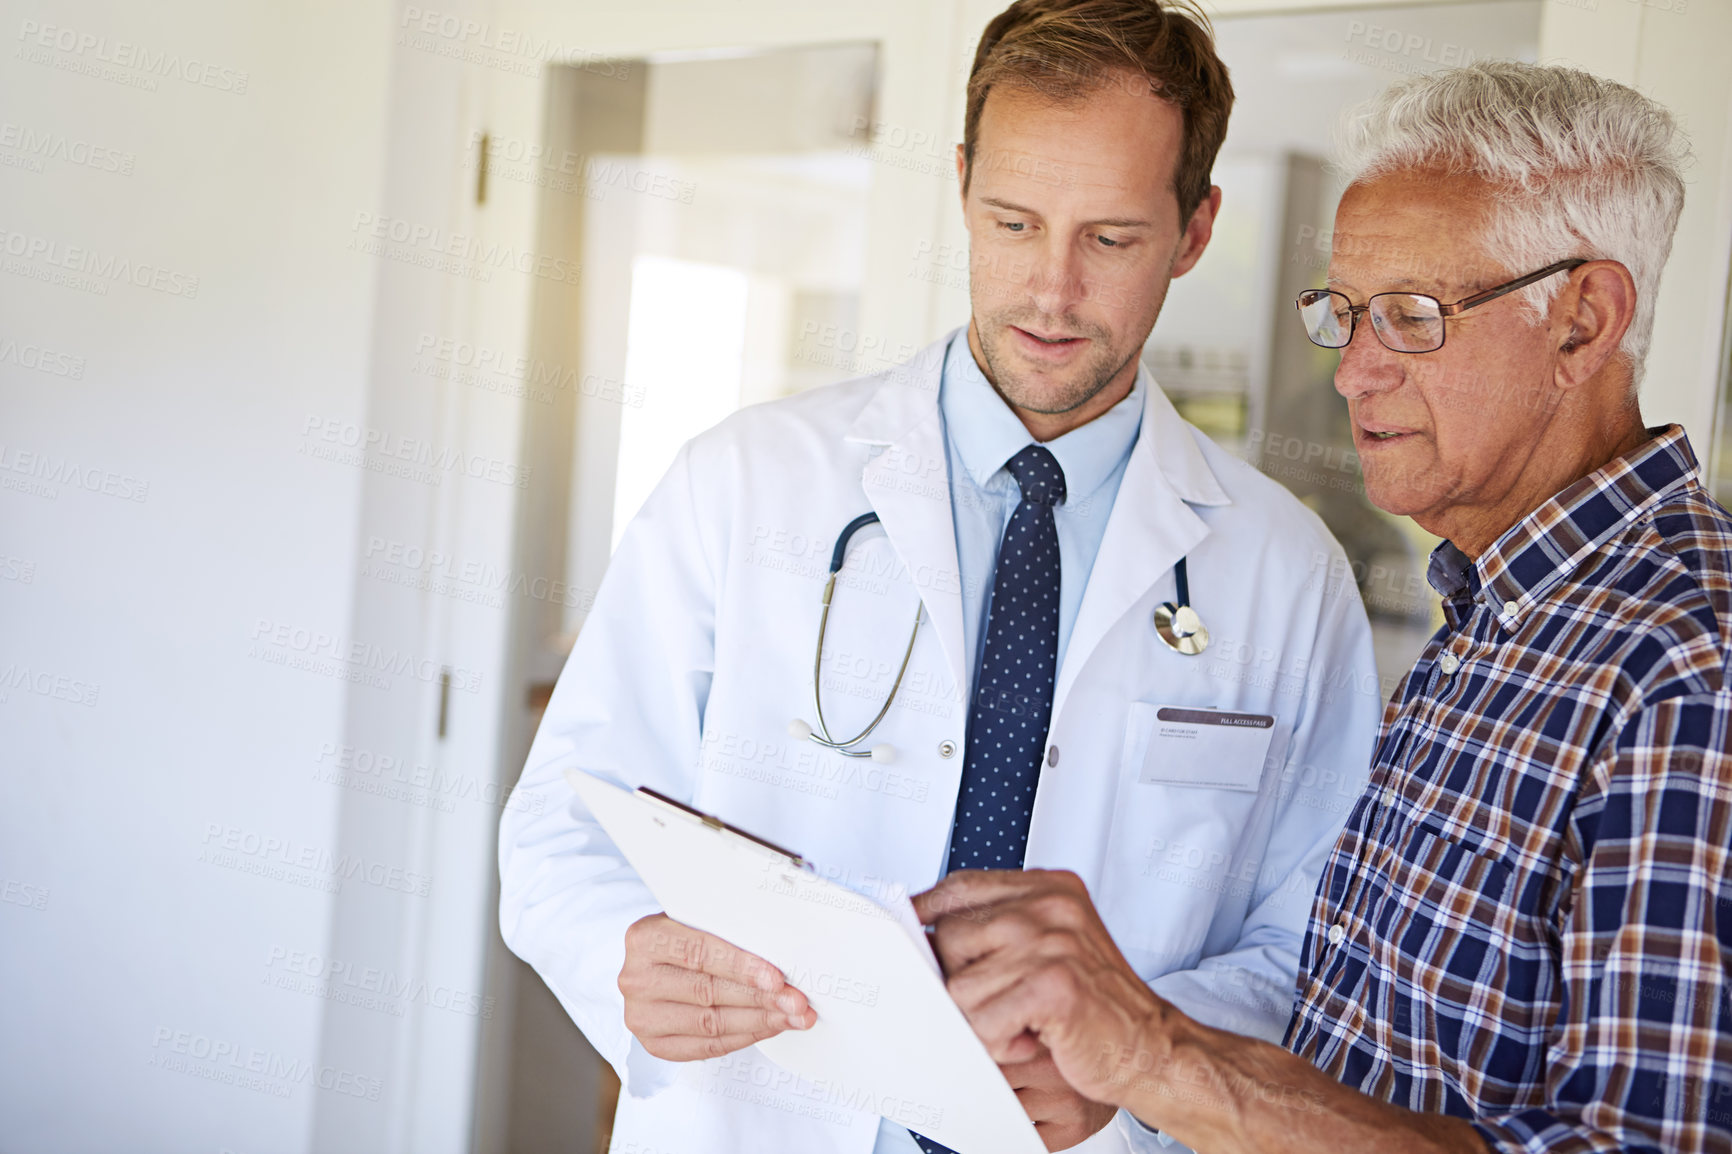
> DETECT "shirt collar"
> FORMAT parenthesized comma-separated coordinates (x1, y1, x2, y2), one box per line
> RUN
(939, 330, 1144, 504)
(1427, 425, 1701, 631)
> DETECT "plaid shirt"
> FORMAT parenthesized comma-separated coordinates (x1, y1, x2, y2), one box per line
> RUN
(1285, 426, 1732, 1153)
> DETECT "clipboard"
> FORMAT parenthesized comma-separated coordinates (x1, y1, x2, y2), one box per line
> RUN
(566, 770, 1046, 1154)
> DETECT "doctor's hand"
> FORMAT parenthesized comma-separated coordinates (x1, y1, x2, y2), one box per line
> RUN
(619, 913, 815, 1062)
(913, 870, 1169, 1117)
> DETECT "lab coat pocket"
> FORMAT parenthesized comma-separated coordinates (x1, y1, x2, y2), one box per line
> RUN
(1122, 701, 1277, 790)
(1096, 703, 1271, 975)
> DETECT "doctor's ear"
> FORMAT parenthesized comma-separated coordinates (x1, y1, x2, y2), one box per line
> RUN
(956, 144, 970, 220)
(1167, 186, 1221, 280)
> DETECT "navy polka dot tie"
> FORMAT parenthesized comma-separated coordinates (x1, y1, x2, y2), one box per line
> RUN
(913, 444, 1064, 1154)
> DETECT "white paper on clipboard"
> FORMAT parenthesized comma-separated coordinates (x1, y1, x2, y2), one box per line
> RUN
(566, 769, 1045, 1154)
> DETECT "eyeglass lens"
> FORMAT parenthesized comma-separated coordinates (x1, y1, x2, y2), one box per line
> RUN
(1297, 289, 1446, 353)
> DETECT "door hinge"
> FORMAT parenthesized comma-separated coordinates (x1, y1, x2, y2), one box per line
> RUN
(437, 667, 452, 739)
(475, 132, 489, 206)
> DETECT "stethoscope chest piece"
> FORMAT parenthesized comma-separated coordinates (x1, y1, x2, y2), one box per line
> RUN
(1153, 601, 1209, 655)
(1153, 556, 1208, 655)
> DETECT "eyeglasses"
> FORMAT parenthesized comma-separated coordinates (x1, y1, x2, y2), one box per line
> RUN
(1295, 259, 1587, 354)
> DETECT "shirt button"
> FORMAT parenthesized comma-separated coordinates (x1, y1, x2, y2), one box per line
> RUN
(938, 740, 957, 759)
(1327, 922, 1346, 946)
(1439, 653, 1460, 675)
(1500, 599, 1519, 618)
(1046, 744, 1060, 767)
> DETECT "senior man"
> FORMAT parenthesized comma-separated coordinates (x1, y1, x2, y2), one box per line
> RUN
(917, 60, 1732, 1152)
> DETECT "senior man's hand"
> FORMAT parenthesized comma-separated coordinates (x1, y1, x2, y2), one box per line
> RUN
(913, 870, 1490, 1154)
(618, 913, 814, 1061)
(997, 1044, 1120, 1150)
(913, 869, 1172, 1112)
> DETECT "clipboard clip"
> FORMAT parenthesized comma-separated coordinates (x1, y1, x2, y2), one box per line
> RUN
(637, 787, 809, 869)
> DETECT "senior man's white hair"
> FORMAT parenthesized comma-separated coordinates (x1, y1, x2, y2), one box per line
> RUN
(1337, 60, 1690, 389)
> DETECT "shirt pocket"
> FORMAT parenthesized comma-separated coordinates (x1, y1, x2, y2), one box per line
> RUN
(1369, 821, 1556, 1103)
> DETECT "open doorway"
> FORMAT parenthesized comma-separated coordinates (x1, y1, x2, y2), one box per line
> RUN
(477, 40, 879, 1154)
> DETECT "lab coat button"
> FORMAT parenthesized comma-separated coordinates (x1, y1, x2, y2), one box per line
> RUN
(938, 740, 957, 759)
(1327, 922, 1346, 946)
(1046, 744, 1059, 767)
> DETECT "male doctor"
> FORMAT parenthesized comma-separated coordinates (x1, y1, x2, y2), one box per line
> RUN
(499, 1, 1381, 1151)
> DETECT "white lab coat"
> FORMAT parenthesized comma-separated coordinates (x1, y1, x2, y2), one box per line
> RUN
(499, 331, 1381, 1154)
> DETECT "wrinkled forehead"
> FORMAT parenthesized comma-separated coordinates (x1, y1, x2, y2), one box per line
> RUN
(1328, 169, 1503, 296)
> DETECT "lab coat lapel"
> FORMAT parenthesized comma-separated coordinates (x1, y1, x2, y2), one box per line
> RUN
(1051, 382, 1231, 721)
(844, 339, 968, 690)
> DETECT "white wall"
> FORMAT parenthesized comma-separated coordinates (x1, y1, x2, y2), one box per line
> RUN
(3, 0, 535, 1145)
(0, 1, 394, 1150)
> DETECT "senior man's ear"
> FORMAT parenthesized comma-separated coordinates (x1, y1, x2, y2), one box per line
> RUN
(1554, 260, 1637, 390)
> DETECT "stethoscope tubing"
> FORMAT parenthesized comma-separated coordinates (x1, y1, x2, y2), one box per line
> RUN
(806, 513, 923, 758)
(800, 511, 1206, 759)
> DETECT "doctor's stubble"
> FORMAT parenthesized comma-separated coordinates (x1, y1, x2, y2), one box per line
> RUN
(970, 269, 1168, 419)
(973, 311, 1129, 418)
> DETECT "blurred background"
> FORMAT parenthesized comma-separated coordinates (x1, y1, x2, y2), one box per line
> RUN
(2, 0, 1728, 1151)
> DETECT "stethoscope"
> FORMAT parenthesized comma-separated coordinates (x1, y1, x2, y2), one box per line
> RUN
(787, 513, 923, 763)
(788, 513, 1209, 762)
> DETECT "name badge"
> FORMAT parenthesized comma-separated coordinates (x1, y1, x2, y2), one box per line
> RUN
(1134, 705, 1276, 791)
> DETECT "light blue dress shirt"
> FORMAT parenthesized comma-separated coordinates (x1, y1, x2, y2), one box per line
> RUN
(874, 330, 1144, 1154)
(940, 329, 1144, 694)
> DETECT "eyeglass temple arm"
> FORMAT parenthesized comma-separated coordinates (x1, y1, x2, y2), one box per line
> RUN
(1438, 258, 1588, 317)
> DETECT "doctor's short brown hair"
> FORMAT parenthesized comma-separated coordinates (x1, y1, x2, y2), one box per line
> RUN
(964, 0, 1234, 218)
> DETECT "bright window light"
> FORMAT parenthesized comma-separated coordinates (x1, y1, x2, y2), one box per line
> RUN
(613, 255, 750, 550)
